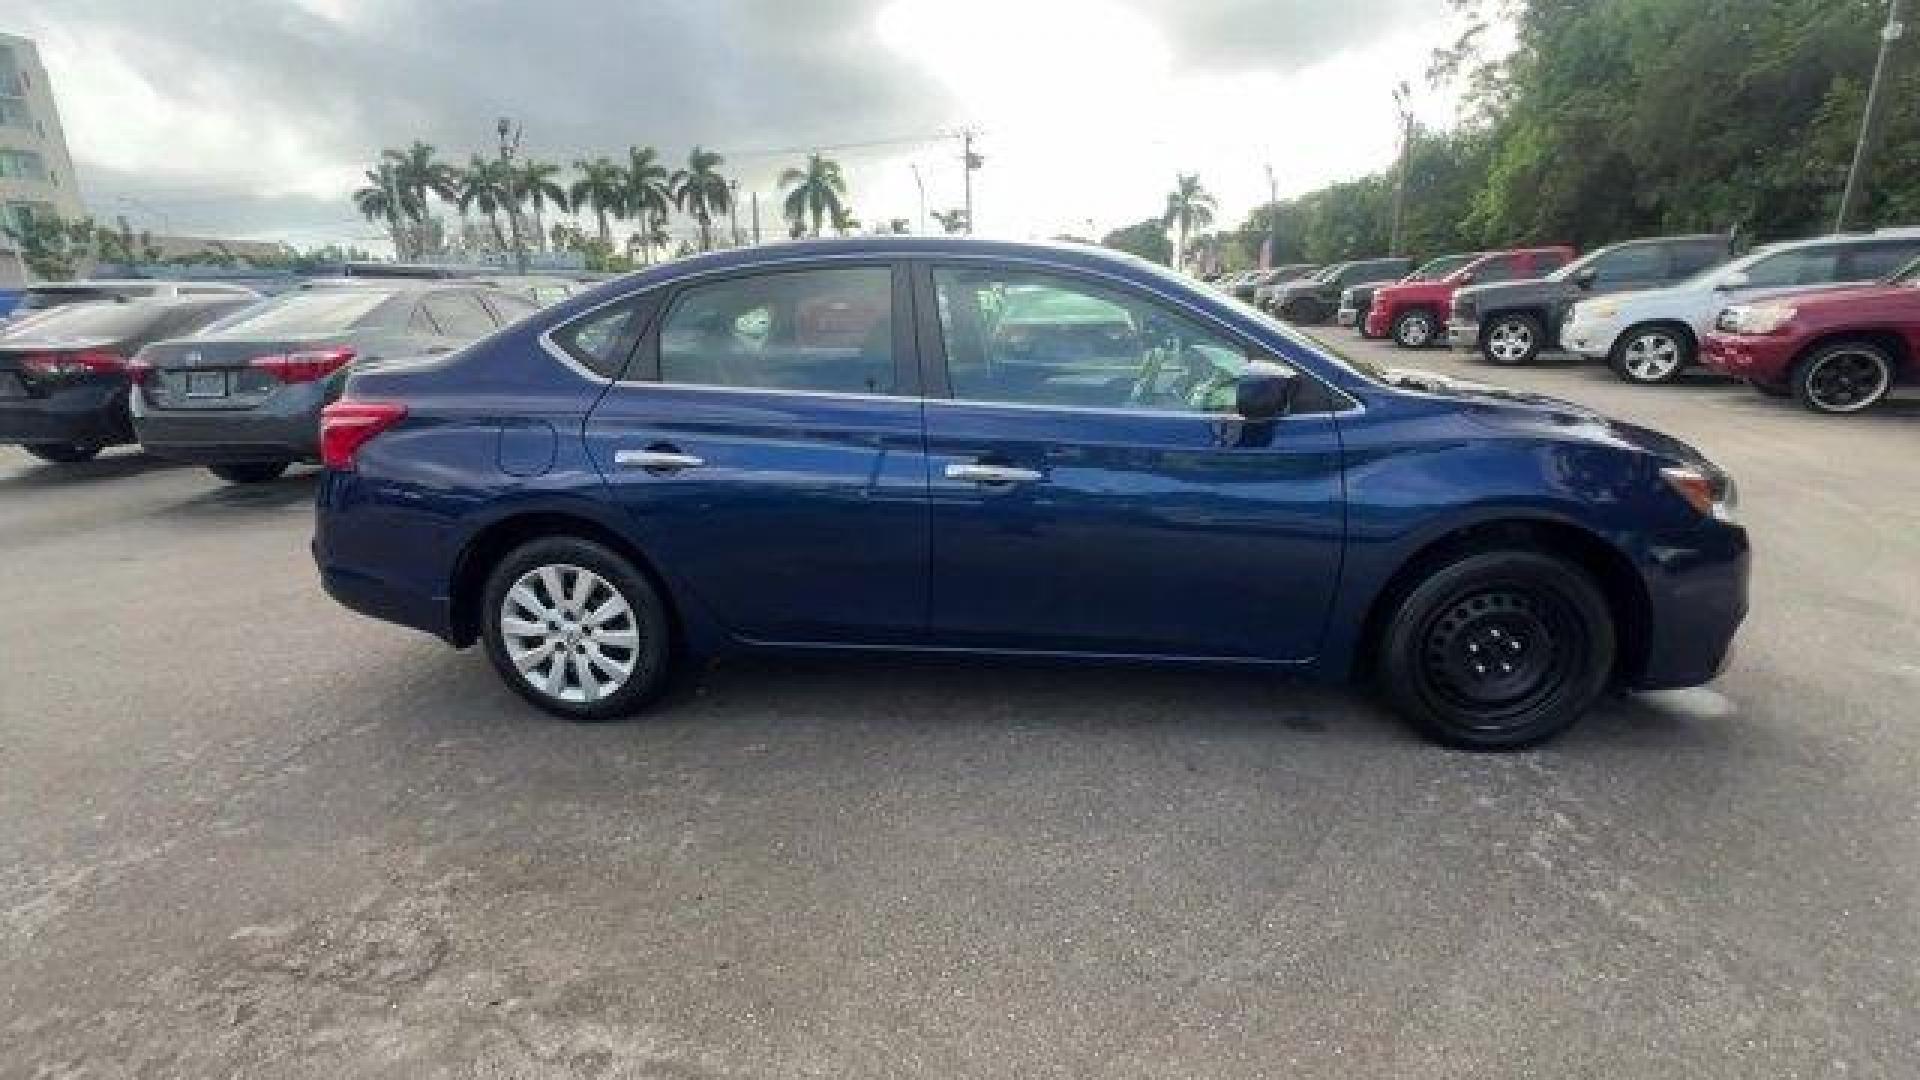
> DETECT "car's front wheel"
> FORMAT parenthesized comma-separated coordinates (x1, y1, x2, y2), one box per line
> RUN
(23, 441, 102, 464)
(208, 461, 291, 484)
(1391, 308, 1439, 349)
(480, 536, 674, 721)
(1792, 340, 1895, 415)
(1480, 314, 1543, 366)
(1609, 324, 1694, 385)
(1378, 549, 1614, 751)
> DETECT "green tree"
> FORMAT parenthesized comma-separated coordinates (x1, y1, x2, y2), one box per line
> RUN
(455, 155, 514, 254)
(778, 153, 850, 237)
(623, 146, 672, 264)
(570, 156, 627, 249)
(1162, 173, 1216, 272)
(670, 145, 732, 252)
(931, 208, 969, 234)
(353, 161, 409, 259)
(514, 160, 570, 253)
(383, 141, 453, 259)
(1101, 217, 1172, 265)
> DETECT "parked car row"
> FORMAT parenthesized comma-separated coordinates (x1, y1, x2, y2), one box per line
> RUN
(1242, 227, 1919, 415)
(0, 278, 545, 477)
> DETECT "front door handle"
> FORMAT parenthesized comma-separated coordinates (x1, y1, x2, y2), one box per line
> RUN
(945, 462, 1043, 485)
(615, 449, 705, 473)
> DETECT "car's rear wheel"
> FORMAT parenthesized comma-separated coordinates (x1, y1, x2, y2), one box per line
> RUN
(1378, 549, 1614, 751)
(208, 461, 291, 484)
(1609, 324, 1693, 385)
(23, 441, 102, 464)
(1480, 314, 1543, 366)
(1391, 308, 1438, 349)
(480, 536, 673, 722)
(1792, 341, 1895, 415)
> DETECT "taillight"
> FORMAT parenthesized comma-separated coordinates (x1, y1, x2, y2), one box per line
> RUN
(19, 350, 128, 377)
(251, 346, 356, 384)
(126, 354, 154, 385)
(320, 400, 407, 470)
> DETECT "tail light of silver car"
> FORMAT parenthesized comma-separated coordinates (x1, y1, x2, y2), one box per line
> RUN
(251, 346, 357, 384)
(17, 350, 129, 379)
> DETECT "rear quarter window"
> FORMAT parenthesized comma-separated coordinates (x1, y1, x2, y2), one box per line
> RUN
(551, 295, 658, 380)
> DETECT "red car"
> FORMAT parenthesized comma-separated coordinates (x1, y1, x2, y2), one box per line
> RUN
(1702, 261, 1919, 414)
(1367, 246, 1576, 348)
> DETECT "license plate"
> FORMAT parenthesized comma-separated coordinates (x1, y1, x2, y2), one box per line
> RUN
(0, 372, 23, 398)
(185, 371, 228, 398)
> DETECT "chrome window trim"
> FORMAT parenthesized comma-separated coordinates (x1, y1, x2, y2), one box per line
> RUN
(537, 248, 1363, 414)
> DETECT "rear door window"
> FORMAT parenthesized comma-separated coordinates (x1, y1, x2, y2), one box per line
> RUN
(1742, 246, 1843, 289)
(1590, 244, 1669, 286)
(657, 266, 896, 395)
(1841, 239, 1920, 281)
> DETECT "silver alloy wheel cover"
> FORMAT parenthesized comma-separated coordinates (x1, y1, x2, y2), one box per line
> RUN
(1489, 321, 1532, 361)
(1399, 313, 1433, 346)
(1622, 332, 1681, 381)
(499, 563, 641, 703)
(1805, 349, 1891, 413)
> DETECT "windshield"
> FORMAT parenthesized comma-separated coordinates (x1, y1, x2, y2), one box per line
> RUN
(20, 286, 152, 311)
(201, 290, 394, 336)
(1412, 254, 1477, 281)
(0, 300, 162, 341)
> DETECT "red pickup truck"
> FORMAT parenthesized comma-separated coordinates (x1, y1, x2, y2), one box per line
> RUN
(1367, 246, 1576, 348)
(1702, 264, 1919, 415)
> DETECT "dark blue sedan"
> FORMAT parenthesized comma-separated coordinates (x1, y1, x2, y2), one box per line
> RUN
(314, 237, 1748, 750)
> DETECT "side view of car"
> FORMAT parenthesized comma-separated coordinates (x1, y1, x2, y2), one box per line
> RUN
(314, 237, 1748, 752)
(0, 295, 257, 462)
(1270, 257, 1414, 324)
(1252, 264, 1319, 312)
(1702, 256, 1919, 414)
(1563, 227, 1920, 385)
(131, 282, 538, 483)
(1338, 253, 1481, 337)
(1450, 234, 1733, 366)
(1368, 246, 1574, 348)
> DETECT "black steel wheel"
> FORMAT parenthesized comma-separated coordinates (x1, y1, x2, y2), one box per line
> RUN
(1792, 341, 1894, 415)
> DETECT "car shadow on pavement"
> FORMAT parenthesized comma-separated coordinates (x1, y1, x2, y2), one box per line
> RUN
(151, 468, 321, 515)
(0, 448, 190, 490)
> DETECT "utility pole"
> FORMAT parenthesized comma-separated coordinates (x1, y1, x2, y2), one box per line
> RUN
(1388, 81, 1414, 257)
(1264, 161, 1280, 269)
(1836, 0, 1907, 231)
(960, 129, 982, 235)
(751, 190, 761, 245)
(495, 116, 528, 273)
(911, 162, 928, 234)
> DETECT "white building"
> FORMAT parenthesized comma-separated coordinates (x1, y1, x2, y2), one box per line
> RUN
(1, 33, 85, 286)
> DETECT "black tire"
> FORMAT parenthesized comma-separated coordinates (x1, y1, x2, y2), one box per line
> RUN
(208, 461, 291, 484)
(479, 535, 674, 722)
(1355, 311, 1379, 339)
(1608, 324, 1695, 385)
(1747, 379, 1791, 398)
(1391, 308, 1440, 349)
(1377, 549, 1615, 751)
(23, 442, 102, 463)
(1791, 340, 1895, 415)
(1479, 313, 1544, 366)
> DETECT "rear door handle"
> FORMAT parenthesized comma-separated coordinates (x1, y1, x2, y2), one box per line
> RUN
(945, 462, 1043, 485)
(614, 449, 705, 472)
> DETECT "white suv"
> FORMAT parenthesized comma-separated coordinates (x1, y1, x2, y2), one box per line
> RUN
(1561, 228, 1920, 385)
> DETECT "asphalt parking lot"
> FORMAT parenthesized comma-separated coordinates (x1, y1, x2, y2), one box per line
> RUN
(3, 336, 1918, 1079)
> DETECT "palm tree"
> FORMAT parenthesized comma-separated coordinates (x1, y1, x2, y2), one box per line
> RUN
(931, 208, 968, 234)
(384, 141, 453, 259)
(353, 161, 408, 258)
(830, 204, 860, 236)
(455, 155, 512, 254)
(1162, 173, 1216, 273)
(570, 156, 627, 249)
(623, 146, 671, 263)
(646, 214, 671, 263)
(515, 160, 570, 253)
(778, 153, 849, 238)
(669, 146, 731, 252)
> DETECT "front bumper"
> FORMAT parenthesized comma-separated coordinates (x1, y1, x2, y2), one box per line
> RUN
(0, 384, 132, 447)
(1701, 332, 1798, 384)
(1560, 314, 1624, 359)
(1632, 522, 1751, 691)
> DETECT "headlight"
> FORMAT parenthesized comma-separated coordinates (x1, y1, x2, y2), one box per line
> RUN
(1719, 304, 1796, 335)
(1661, 465, 1739, 524)
(1340, 288, 1354, 304)
(1580, 301, 1620, 320)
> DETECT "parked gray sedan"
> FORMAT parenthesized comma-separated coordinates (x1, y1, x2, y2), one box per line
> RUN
(132, 283, 537, 483)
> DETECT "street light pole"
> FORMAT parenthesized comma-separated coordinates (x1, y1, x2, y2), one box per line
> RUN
(961, 129, 981, 235)
(1836, 0, 1907, 231)
(1264, 161, 1280, 269)
(911, 162, 928, 234)
(1389, 81, 1414, 257)
(496, 116, 528, 273)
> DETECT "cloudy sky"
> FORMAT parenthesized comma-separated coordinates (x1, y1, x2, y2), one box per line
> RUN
(13, 0, 1494, 252)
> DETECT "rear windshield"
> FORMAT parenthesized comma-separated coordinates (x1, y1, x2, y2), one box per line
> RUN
(21, 287, 151, 310)
(201, 290, 394, 336)
(0, 301, 164, 341)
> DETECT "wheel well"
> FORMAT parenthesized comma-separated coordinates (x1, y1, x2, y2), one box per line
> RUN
(1793, 329, 1910, 379)
(1479, 307, 1547, 332)
(447, 512, 684, 649)
(1356, 518, 1651, 685)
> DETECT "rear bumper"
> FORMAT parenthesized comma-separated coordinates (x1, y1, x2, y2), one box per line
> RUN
(1701, 332, 1798, 384)
(133, 388, 325, 463)
(320, 562, 456, 643)
(1630, 522, 1751, 691)
(0, 385, 131, 446)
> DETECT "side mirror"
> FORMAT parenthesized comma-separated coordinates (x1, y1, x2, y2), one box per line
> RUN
(1574, 267, 1598, 289)
(1235, 362, 1299, 422)
(1715, 271, 1751, 292)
